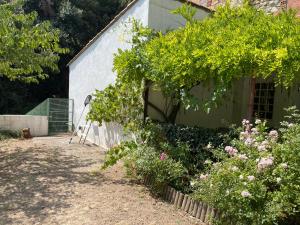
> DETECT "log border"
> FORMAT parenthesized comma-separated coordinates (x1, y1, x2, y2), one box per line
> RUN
(142, 177, 219, 225)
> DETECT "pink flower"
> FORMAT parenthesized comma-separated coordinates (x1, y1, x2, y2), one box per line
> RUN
(247, 175, 255, 181)
(160, 152, 167, 161)
(199, 174, 209, 180)
(269, 130, 278, 142)
(225, 146, 238, 156)
(241, 190, 252, 198)
(258, 156, 274, 170)
(244, 137, 254, 146)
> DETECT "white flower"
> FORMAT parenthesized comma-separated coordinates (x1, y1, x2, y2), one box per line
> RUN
(231, 166, 239, 172)
(190, 181, 196, 187)
(241, 190, 252, 198)
(240, 131, 250, 141)
(206, 142, 212, 149)
(251, 128, 259, 134)
(255, 119, 262, 124)
(199, 174, 209, 180)
(238, 154, 248, 160)
(247, 175, 255, 181)
(276, 177, 282, 183)
(239, 175, 244, 180)
(242, 119, 250, 126)
(204, 160, 211, 164)
(213, 162, 220, 168)
(288, 123, 294, 128)
(257, 144, 267, 151)
(280, 163, 288, 169)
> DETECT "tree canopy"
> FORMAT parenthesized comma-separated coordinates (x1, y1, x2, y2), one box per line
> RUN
(89, 3, 300, 129)
(0, 0, 130, 114)
(0, 1, 67, 83)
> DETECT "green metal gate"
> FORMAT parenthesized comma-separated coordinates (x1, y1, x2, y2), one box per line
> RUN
(26, 98, 74, 134)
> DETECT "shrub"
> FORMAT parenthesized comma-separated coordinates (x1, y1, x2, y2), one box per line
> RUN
(0, 130, 21, 141)
(125, 143, 187, 191)
(160, 123, 239, 173)
(102, 121, 239, 193)
(194, 108, 300, 225)
(102, 141, 187, 191)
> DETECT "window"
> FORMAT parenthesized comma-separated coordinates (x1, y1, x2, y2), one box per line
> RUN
(253, 83, 275, 120)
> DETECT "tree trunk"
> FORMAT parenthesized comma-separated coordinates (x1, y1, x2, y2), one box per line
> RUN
(167, 102, 181, 124)
(247, 77, 256, 121)
(143, 80, 150, 124)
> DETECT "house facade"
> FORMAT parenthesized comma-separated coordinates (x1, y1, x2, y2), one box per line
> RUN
(68, 0, 210, 148)
(68, 0, 300, 149)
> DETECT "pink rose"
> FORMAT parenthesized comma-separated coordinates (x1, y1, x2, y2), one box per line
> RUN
(225, 146, 238, 156)
(160, 152, 167, 161)
(258, 156, 274, 170)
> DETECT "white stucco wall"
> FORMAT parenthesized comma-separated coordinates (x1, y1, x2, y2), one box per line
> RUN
(0, 115, 48, 136)
(69, 0, 150, 149)
(148, 0, 210, 32)
(69, 0, 211, 148)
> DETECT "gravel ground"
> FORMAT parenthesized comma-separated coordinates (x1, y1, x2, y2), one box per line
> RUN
(0, 135, 201, 225)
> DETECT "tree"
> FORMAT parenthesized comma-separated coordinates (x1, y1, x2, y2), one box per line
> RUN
(0, 0, 131, 114)
(89, 3, 300, 129)
(0, 1, 67, 83)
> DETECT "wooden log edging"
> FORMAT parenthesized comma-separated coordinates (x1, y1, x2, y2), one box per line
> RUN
(141, 177, 219, 225)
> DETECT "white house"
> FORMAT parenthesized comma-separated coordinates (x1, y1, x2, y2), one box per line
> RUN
(68, 0, 300, 149)
(68, 0, 211, 149)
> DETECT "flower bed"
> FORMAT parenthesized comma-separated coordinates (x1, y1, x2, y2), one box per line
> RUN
(194, 108, 300, 225)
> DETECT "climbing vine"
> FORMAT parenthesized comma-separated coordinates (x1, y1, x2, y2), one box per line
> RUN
(89, 3, 300, 129)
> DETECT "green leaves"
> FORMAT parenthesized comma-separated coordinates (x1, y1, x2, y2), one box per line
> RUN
(90, 3, 300, 133)
(194, 112, 300, 224)
(0, 1, 67, 83)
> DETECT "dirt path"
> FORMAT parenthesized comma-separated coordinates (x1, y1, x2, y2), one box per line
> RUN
(0, 136, 200, 225)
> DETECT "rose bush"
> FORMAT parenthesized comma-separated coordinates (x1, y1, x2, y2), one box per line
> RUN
(194, 108, 300, 225)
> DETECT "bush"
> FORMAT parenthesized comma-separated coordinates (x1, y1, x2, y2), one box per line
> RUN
(194, 108, 300, 225)
(160, 123, 239, 173)
(102, 121, 239, 193)
(125, 143, 187, 191)
(0, 130, 21, 141)
(103, 141, 187, 191)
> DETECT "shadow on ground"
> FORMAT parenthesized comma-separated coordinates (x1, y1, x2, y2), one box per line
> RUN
(0, 145, 105, 224)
